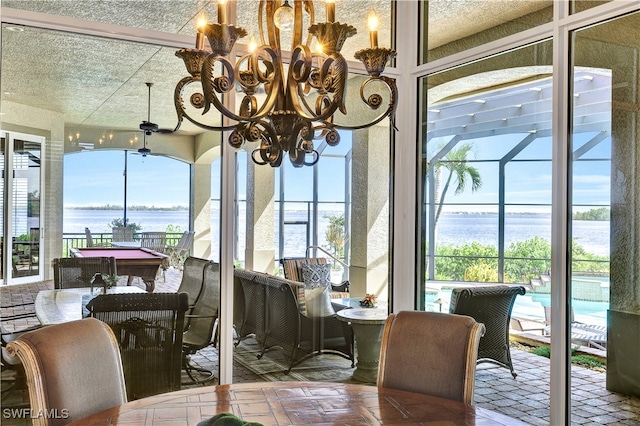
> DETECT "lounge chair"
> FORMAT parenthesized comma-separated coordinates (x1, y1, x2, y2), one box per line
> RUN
(544, 306, 606, 350)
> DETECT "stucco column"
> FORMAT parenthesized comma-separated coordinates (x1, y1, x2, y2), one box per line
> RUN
(192, 162, 212, 259)
(608, 99, 640, 397)
(191, 132, 220, 260)
(349, 125, 390, 300)
(244, 159, 275, 272)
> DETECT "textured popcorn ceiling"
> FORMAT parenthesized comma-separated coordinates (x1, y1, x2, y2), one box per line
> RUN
(1, 0, 547, 141)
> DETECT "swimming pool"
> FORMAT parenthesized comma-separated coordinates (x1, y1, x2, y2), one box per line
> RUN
(425, 288, 608, 327)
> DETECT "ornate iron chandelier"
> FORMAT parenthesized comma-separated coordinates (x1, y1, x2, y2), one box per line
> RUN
(173, 0, 397, 167)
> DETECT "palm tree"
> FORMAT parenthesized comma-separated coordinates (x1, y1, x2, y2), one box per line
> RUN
(324, 214, 346, 263)
(432, 143, 482, 227)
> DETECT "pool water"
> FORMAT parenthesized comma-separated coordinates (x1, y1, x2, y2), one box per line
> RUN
(425, 288, 608, 327)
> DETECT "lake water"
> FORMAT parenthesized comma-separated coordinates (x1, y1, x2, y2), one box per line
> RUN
(64, 208, 610, 259)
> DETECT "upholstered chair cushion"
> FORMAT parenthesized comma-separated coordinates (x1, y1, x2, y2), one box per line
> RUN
(377, 311, 485, 405)
(6, 318, 127, 426)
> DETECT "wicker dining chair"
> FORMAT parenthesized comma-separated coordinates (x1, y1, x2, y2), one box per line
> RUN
(449, 285, 527, 378)
(112, 226, 134, 242)
(1, 317, 41, 405)
(52, 256, 117, 289)
(87, 292, 189, 400)
(140, 232, 166, 253)
(6, 318, 127, 426)
(140, 232, 168, 281)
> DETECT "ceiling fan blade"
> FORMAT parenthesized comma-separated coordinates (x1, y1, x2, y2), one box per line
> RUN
(139, 120, 158, 134)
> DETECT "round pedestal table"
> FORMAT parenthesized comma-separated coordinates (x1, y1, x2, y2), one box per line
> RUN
(336, 307, 389, 383)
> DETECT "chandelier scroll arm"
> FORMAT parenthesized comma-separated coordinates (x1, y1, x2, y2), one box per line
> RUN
(251, 120, 284, 167)
(237, 46, 286, 120)
(174, 76, 241, 132)
(286, 49, 346, 124)
(330, 76, 399, 131)
(172, 76, 191, 132)
(199, 53, 282, 124)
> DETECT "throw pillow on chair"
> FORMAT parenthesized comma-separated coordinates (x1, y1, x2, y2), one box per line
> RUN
(301, 263, 335, 317)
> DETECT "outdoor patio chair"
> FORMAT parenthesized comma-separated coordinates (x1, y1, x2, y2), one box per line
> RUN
(176, 256, 209, 311)
(449, 285, 526, 378)
(141, 232, 169, 280)
(13, 227, 40, 273)
(165, 231, 194, 268)
(112, 226, 134, 242)
(6, 318, 128, 426)
(377, 311, 485, 405)
(84, 227, 107, 247)
(140, 232, 167, 252)
(52, 256, 117, 289)
(87, 292, 189, 400)
(182, 261, 220, 384)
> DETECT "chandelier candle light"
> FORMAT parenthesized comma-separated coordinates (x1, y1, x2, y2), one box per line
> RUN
(174, 0, 397, 167)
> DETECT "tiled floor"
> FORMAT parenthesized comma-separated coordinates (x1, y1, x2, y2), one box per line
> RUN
(2, 270, 639, 425)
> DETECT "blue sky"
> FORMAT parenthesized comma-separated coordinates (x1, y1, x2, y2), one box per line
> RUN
(64, 150, 190, 208)
(64, 135, 351, 208)
(63, 131, 609, 212)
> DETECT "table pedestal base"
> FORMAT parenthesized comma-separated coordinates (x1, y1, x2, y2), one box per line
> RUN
(336, 307, 388, 384)
(350, 321, 385, 383)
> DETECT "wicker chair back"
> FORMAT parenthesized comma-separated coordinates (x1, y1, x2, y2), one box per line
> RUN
(449, 285, 526, 378)
(52, 256, 117, 289)
(87, 292, 189, 400)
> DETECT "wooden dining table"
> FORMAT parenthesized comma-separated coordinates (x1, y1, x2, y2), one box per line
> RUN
(67, 381, 527, 426)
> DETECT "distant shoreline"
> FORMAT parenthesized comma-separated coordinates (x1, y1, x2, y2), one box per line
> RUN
(65, 205, 188, 211)
(64, 206, 609, 221)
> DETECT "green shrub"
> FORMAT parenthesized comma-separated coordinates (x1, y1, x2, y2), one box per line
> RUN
(430, 237, 609, 283)
(504, 236, 551, 282)
(464, 263, 499, 282)
(435, 242, 498, 281)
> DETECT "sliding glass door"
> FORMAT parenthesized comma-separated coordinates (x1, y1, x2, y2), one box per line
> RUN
(1, 131, 45, 284)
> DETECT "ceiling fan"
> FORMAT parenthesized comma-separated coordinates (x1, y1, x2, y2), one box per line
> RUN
(139, 82, 173, 136)
(136, 82, 172, 156)
(138, 133, 151, 157)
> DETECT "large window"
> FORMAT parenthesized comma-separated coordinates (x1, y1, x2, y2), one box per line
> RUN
(416, 1, 640, 422)
(63, 151, 190, 235)
(420, 42, 553, 298)
(571, 9, 639, 402)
